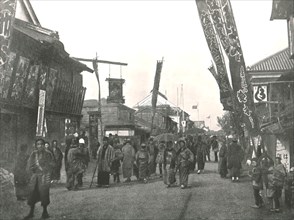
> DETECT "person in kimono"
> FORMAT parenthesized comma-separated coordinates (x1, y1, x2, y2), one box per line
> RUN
(96, 136, 114, 187)
(13, 144, 30, 201)
(23, 138, 55, 220)
(163, 141, 177, 187)
(196, 135, 206, 174)
(227, 135, 244, 182)
(218, 138, 228, 178)
(122, 138, 135, 182)
(66, 138, 89, 190)
(136, 143, 150, 183)
(50, 140, 63, 183)
(267, 156, 286, 212)
(147, 137, 156, 177)
(177, 138, 194, 189)
(156, 141, 165, 177)
(111, 141, 123, 183)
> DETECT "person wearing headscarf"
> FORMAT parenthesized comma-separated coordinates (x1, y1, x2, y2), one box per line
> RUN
(227, 135, 244, 182)
(24, 138, 55, 220)
(177, 138, 194, 189)
(50, 140, 63, 183)
(66, 138, 89, 190)
(122, 138, 136, 182)
(13, 144, 30, 201)
(96, 136, 114, 187)
(136, 143, 150, 183)
(196, 135, 206, 174)
(163, 141, 177, 187)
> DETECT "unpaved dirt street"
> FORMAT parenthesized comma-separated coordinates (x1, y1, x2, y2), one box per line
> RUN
(3, 161, 294, 220)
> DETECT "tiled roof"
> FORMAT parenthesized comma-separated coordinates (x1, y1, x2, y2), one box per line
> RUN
(247, 48, 294, 72)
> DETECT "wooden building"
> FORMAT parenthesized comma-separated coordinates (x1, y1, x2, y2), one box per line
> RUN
(248, 48, 294, 170)
(0, 0, 93, 162)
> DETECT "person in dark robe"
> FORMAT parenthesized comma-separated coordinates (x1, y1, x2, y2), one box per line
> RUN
(211, 136, 219, 162)
(177, 138, 194, 189)
(51, 140, 63, 183)
(23, 138, 55, 220)
(13, 144, 30, 201)
(218, 138, 228, 178)
(136, 143, 150, 183)
(196, 135, 206, 174)
(76, 138, 90, 187)
(186, 136, 196, 171)
(96, 137, 114, 187)
(227, 135, 244, 182)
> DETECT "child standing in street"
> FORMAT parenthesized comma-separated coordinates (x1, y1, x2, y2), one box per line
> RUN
(267, 156, 286, 213)
(249, 158, 264, 209)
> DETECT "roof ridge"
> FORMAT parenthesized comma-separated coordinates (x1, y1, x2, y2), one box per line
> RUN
(248, 48, 288, 70)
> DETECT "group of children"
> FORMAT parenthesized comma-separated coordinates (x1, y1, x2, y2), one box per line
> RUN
(249, 155, 294, 213)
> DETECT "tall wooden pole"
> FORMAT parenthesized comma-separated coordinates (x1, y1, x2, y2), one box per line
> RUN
(74, 56, 128, 144)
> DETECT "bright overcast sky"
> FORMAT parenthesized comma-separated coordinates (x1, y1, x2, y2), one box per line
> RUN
(30, 0, 287, 130)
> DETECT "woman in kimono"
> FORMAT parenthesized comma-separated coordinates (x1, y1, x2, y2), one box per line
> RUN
(96, 137, 114, 187)
(136, 143, 150, 183)
(24, 138, 55, 220)
(177, 138, 194, 189)
(218, 138, 228, 178)
(156, 141, 165, 177)
(122, 139, 135, 182)
(196, 135, 206, 174)
(51, 140, 63, 183)
(13, 144, 30, 201)
(163, 141, 177, 187)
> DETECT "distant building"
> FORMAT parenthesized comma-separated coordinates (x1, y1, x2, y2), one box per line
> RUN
(133, 91, 191, 135)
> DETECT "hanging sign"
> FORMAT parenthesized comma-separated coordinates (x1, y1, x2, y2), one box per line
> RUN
(253, 85, 267, 103)
(36, 90, 46, 136)
(0, 0, 17, 67)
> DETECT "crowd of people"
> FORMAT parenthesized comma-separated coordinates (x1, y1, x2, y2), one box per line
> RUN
(248, 150, 294, 213)
(12, 131, 294, 219)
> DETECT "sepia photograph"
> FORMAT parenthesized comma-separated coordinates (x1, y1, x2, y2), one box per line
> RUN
(0, 0, 294, 219)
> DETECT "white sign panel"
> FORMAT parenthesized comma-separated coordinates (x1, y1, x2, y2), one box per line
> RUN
(276, 139, 290, 172)
(253, 85, 267, 103)
(36, 90, 46, 136)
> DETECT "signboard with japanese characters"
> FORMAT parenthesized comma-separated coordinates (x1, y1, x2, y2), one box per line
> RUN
(253, 85, 267, 103)
(276, 139, 290, 172)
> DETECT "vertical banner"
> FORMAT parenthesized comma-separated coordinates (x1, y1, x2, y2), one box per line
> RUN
(195, 0, 233, 111)
(10, 56, 30, 101)
(0, 52, 16, 99)
(36, 89, 46, 136)
(151, 59, 163, 111)
(151, 59, 163, 133)
(197, 0, 260, 135)
(0, 0, 17, 66)
(208, 64, 233, 111)
(270, 0, 293, 20)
